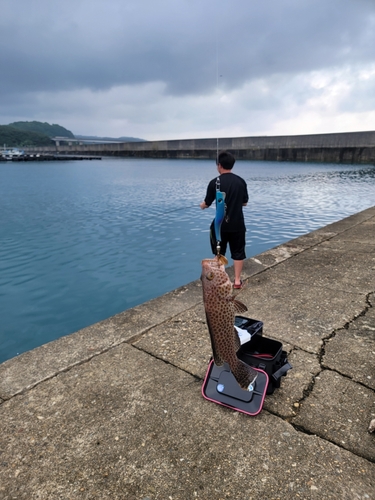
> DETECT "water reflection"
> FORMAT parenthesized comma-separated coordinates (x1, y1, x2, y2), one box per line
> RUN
(0, 159, 374, 362)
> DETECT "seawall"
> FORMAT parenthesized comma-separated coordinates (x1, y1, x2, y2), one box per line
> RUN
(24, 130, 375, 163)
(0, 206, 374, 498)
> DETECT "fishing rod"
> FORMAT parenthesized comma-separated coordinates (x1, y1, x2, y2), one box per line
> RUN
(213, 26, 226, 257)
(214, 177, 225, 256)
(216, 26, 220, 162)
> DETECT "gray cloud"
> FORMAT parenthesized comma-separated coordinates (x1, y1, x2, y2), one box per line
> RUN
(1, 0, 375, 138)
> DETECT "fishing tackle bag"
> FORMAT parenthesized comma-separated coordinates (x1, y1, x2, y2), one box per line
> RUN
(235, 316, 292, 395)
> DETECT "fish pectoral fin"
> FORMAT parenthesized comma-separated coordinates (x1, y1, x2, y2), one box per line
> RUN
(232, 299, 248, 313)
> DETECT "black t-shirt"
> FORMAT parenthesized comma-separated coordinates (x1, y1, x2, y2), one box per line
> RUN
(204, 172, 248, 232)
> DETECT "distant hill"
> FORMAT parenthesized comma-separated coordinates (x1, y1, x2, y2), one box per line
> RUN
(1, 121, 145, 147)
(75, 135, 145, 143)
(0, 125, 54, 147)
(9, 121, 74, 138)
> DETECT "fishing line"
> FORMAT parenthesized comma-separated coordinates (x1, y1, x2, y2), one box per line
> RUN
(148, 203, 199, 218)
(212, 15, 227, 256)
(123, 203, 201, 225)
(215, 17, 220, 160)
(125, 21, 223, 234)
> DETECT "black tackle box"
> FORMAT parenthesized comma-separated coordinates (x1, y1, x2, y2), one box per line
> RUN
(202, 317, 292, 416)
(235, 317, 292, 395)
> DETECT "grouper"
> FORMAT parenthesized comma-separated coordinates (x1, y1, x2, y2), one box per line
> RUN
(201, 255, 258, 391)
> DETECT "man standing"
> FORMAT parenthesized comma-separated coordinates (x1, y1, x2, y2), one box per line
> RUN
(200, 150, 248, 289)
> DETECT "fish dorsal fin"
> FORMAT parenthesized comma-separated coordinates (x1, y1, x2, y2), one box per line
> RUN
(233, 299, 248, 313)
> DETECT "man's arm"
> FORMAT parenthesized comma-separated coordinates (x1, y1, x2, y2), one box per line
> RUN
(200, 179, 216, 209)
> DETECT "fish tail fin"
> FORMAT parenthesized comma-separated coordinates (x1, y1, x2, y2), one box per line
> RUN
(231, 359, 259, 392)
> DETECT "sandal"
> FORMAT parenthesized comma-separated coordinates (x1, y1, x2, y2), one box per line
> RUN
(233, 280, 243, 290)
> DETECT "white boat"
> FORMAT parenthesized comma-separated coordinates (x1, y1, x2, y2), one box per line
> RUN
(1, 146, 25, 160)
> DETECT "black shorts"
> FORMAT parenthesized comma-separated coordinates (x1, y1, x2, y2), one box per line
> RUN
(210, 222, 246, 260)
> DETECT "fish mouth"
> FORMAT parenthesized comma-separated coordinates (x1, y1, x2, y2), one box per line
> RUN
(201, 255, 227, 270)
(201, 259, 220, 268)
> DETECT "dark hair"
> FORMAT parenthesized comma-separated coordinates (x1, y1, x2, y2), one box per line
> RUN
(216, 150, 235, 170)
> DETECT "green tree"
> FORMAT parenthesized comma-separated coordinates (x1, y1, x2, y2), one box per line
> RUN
(8, 121, 74, 138)
(0, 125, 54, 147)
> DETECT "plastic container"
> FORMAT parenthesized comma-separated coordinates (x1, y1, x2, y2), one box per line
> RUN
(202, 361, 269, 416)
(238, 335, 291, 394)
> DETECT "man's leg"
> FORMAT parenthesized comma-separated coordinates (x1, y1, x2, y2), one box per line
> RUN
(229, 230, 246, 287)
(233, 259, 243, 287)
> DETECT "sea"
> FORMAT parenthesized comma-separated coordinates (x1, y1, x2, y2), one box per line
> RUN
(0, 157, 374, 363)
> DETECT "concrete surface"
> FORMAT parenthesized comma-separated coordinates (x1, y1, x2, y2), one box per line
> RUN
(1, 206, 374, 499)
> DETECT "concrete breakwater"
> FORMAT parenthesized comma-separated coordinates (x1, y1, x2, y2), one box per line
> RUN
(24, 130, 375, 163)
(0, 154, 101, 162)
(0, 206, 374, 499)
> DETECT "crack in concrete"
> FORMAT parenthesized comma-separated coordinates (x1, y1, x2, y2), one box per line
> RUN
(0, 322, 175, 403)
(319, 292, 371, 347)
(291, 421, 375, 465)
(290, 421, 375, 464)
(285, 294, 375, 464)
(131, 337, 374, 465)
(319, 291, 374, 389)
(125, 290, 375, 465)
(130, 342, 204, 384)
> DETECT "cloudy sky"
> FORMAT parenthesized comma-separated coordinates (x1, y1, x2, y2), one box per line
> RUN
(1, 0, 375, 140)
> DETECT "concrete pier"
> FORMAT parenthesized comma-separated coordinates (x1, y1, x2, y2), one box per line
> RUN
(0, 206, 374, 499)
(24, 130, 375, 163)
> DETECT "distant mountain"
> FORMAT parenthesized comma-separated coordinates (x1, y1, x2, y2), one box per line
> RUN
(0, 125, 54, 147)
(9, 121, 74, 138)
(75, 135, 145, 143)
(1, 121, 145, 147)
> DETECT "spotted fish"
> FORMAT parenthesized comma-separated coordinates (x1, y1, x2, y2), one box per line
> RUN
(201, 255, 258, 391)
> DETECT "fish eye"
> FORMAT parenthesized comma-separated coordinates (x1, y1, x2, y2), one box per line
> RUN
(206, 272, 214, 281)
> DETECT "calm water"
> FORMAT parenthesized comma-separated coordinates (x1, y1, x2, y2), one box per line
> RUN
(1, 158, 374, 363)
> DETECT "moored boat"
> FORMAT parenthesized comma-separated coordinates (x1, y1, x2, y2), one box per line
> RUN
(1, 146, 25, 160)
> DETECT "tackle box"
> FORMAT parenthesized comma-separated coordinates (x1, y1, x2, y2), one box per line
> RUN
(237, 328, 292, 395)
(202, 317, 292, 415)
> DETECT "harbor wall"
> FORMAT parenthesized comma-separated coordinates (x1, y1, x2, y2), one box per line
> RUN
(24, 130, 375, 164)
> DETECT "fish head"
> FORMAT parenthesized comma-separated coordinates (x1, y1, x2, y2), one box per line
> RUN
(201, 255, 232, 300)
